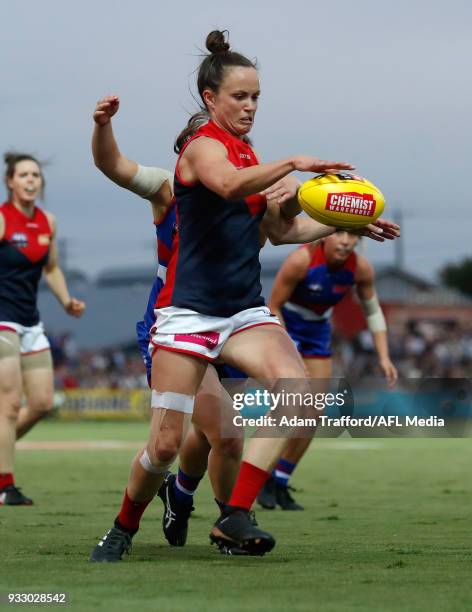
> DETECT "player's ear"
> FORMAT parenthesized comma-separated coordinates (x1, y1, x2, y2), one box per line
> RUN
(202, 88, 216, 112)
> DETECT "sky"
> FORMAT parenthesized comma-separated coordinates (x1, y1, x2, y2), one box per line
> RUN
(2, 0, 471, 282)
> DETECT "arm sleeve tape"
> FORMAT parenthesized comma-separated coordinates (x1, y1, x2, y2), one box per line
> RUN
(360, 294, 387, 333)
(128, 165, 173, 199)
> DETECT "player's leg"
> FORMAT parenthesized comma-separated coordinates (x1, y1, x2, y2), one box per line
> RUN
(190, 365, 243, 506)
(158, 364, 243, 546)
(17, 350, 54, 439)
(210, 322, 310, 554)
(0, 330, 32, 506)
(268, 357, 333, 510)
(91, 349, 207, 562)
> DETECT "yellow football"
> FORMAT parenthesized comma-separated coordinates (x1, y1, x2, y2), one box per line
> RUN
(297, 173, 385, 229)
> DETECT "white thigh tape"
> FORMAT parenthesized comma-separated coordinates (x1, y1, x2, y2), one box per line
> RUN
(139, 449, 171, 474)
(151, 390, 195, 414)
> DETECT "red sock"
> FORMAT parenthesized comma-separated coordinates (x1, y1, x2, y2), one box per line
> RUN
(228, 461, 270, 510)
(0, 473, 14, 490)
(116, 489, 152, 532)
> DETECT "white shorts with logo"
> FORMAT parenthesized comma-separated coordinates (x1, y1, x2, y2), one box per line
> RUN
(149, 306, 280, 362)
(0, 321, 50, 355)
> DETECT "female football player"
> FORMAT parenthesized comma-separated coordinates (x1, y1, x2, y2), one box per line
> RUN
(0, 153, 85, 505)
(257, 230, 397, 511)
(91, 30, 399, 559)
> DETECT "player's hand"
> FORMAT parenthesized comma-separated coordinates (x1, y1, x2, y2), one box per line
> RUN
(261, 175, 302, 204)
(380, 358, 398, 388)
(292, 156, 355, 174)
(355, 218, 401, 242)
(93, 95, 120, 126)
(65, 298, 86, 318)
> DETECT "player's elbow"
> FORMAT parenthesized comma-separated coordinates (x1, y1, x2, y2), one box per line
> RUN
(93, 152, 121, 181)
(269, 234, 283, 246)
(264, 225, 284, 245)
(220, 175, 246, 200)
(93, 155, 112, 177)
(220, 183, 239, 200)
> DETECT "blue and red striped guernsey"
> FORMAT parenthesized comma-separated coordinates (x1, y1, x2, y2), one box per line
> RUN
(136, 203, 178, 383)
(284, 243, 357, 321)
(0, 201, 52, 325)
(141, 203, 177, 332)
(157, 120, 267, 318)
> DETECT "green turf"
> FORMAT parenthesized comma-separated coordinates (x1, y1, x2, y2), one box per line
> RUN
(3, 421, 472, 611)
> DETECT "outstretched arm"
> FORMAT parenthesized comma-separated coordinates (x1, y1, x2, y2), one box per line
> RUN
(261, 176, 400, 243)
(92, 95, 138, 187)
(268, 247, 310, 326)
(92, 95, 173, 221)
(180, 137, 355, 201)
(262, 199, 399, 246)
(355, 257, 397, 387)
(262, 200, 336, 245)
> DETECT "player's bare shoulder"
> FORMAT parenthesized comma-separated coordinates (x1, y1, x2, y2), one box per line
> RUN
(44, 210, 57, 236)
(281, 245, 312, 281)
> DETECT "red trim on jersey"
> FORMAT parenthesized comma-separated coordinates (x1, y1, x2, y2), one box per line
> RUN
(0, 325, 17, 333)
(175, 135, 202, 187)
(245, 192, 267, 218)
(175, 164, 199, 188)
(150, 343, 215, 363)
(229, 321, 280, 338)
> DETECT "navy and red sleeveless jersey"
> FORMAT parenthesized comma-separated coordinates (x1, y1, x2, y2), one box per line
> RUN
(283, 243, 357, 322)
(0, 201, 52, 325)
(157, 120, 267, 318)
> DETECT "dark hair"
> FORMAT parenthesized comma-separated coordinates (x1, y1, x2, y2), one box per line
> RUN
(174, 111, 209, 154)
(197, 30, 256, 102)
(175, 30, 257, 152)
(4, 152, 45, 200)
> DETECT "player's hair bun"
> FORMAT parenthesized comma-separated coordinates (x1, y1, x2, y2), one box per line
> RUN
(4, 152, 16, 165)
(206, 30, 230, 54)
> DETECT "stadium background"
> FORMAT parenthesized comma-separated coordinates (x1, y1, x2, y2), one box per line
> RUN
(3, 1, 471, 610)
(37, 260, 471, 420)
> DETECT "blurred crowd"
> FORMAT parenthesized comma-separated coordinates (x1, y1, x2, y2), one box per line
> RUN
(333, 319, 472, 380)
(50, 319, 472, 391)
(50, 333, 148, 390)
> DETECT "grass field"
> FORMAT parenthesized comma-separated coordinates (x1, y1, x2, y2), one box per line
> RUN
(3, 421, 472, 611)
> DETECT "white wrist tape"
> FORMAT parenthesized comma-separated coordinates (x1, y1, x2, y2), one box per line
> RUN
(360, 294, 387, 333)
(128, 165, 173, 199)
(139, 449, 172, 474)
(151, 390, 195, 414)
